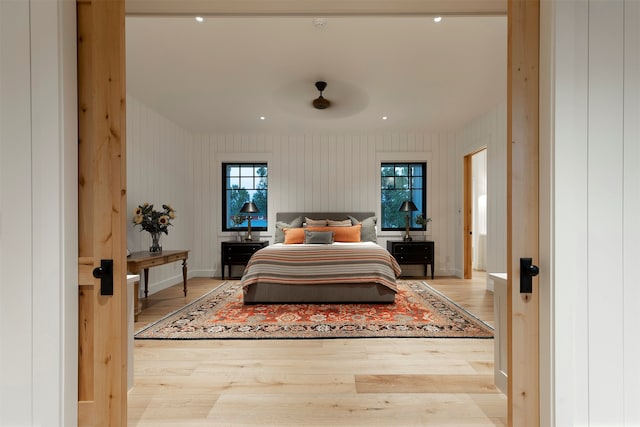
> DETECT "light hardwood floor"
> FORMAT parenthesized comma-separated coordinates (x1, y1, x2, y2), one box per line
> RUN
(129, 272, 506, 426)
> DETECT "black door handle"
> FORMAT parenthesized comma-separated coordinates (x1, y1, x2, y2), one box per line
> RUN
(93, 259, 114, 295)
(520, 258, 539, 293)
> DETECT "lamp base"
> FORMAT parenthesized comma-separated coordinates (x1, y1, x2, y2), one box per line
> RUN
(403, 235, 413, 242)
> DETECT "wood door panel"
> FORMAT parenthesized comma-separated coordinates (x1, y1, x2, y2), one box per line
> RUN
(77, 0, 127, 425)
(507, 0, 540, 425)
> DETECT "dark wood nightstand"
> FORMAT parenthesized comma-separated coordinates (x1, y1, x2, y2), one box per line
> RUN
(221, 241, 268, 279)
(387, 240, 435, 279)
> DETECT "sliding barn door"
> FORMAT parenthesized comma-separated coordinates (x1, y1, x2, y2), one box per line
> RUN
(77, 0, 128, 425)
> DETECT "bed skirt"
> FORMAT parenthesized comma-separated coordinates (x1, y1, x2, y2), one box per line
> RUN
(243, 282, 396, 304)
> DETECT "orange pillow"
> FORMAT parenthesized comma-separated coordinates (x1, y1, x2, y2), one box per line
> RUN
(305, 224, 362, 242)
(283, 227, 305, 244)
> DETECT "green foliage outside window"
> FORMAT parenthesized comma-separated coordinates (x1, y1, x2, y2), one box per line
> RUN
(223, 163, 268, 231)
(380, 162, 426, 230)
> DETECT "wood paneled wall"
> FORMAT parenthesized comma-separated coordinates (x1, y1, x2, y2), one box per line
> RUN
(0, 0, 77, 424)
(126, 95, 195, 288)
(193, 133, 458, 279)
(126, 94, 506, 293)
(552, 0, 640, 425)
(455, 103, 508, 279)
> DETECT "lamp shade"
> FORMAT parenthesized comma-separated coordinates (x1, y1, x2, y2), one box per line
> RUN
(240, 202, 260, 214)
(398, 200, 418, 212)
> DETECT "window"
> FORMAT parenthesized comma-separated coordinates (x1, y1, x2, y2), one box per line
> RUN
(222, 163, 268, 231)
(380, 162, 426, 231)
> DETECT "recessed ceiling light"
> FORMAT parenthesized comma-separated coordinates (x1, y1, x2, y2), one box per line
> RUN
(260, 116, 266, 120)
(195, 16, 204, 23)
(382, 116, 388, 120)
(433, 16, 442, 23)
(312, 18, 327, 29)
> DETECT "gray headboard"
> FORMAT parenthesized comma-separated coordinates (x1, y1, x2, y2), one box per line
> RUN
(276, 212, 375, 223)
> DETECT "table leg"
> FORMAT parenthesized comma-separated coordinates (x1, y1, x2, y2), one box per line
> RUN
(143, 268, 149, 298)
(432, 253, 435, 279)
(182, 259, 188, 296)
(134, 281, 140, 321)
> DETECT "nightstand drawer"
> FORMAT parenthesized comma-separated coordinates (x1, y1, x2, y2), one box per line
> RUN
(224, 252, 254, 263)
(223, 244, 263, 256)
(394, 253, 431, 263)
(392, 244, 432, 257)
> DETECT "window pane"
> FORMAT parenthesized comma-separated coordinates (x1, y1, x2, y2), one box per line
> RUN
(382, 176, 395, 189)
(380, 162, 426, 231)
(240, 177, 254, 189)
(228, 177, 240, 189)
(222, 162, 268, 231)
(381, 166, 395, 177)
(396, 177, 409, 189)
(395, 165, 408, 176)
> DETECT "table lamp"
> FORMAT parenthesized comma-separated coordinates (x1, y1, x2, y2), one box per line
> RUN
(240, 202, 260, 241)
(398, 200, 418, 241)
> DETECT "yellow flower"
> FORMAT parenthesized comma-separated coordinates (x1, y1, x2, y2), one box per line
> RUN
(132, 202, 175, 234)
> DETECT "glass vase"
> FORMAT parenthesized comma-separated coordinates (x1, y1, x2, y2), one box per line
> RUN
(149, 231, 162, 253)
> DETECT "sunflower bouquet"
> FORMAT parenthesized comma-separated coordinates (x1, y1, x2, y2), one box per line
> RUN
(132, 203, 176, 234)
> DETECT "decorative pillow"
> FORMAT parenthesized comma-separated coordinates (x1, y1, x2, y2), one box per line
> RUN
(304, 230, 334, 244)
(283, 227, 305, 244)
(304, 217, 328, 226)
(305, 224, 362, 242)
(275, 216, 303, 243)
(348, 215, 377, 242)
(327, 219, 352, 227)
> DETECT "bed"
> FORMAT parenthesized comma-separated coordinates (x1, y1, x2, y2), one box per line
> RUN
(241, 212, 402, 304)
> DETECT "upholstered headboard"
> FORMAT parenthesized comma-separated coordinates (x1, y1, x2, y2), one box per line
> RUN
(276, 212, 375, 223)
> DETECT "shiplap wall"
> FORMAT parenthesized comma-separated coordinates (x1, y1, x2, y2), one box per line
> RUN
(553, 0, 640, 424)
(126, 94, 507, 291)
(455, 103, 508, 279)
(126, 96, 195, 289)
(0, 0, 77, 424)
(192, 133, 458, 278)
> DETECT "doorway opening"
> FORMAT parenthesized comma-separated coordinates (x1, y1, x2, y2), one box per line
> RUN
(463, 148, 488, 279)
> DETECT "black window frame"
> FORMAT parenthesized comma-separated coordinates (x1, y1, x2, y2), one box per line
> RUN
(222, 162, 268, 232)
(380, 162, 427, 231)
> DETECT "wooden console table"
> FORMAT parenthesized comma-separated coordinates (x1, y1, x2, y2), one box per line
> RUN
(127, 250, 190, 298)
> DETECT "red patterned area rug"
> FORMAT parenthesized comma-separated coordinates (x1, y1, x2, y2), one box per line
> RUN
(135, 280, 493, 340)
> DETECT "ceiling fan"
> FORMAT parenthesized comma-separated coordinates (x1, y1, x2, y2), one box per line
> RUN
(312, 81, 331, 109)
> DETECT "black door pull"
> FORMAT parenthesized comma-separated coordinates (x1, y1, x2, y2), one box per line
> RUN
(520, 258, 539, 294)
(93, 259, 114, 295)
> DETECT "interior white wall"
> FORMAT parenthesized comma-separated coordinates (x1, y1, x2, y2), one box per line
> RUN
(126, 90, 508, 291)
(0, 0, 77, 425)
(126, 95, 195, 292)
(454, 103, 508, 279)
(126, 102, 463, 288)
(552, 0, 640, 424)
(193, 133, 458, 279)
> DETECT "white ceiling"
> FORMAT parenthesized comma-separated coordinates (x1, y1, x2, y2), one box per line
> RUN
(126, 15, 506, 134)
